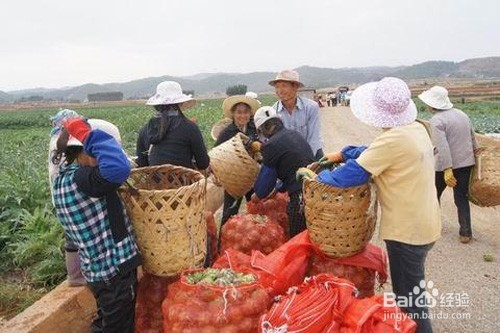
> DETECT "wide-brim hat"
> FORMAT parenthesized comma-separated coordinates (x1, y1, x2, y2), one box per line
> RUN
(222, 95, 261, 118)
(68, 119, 122, 147)
(146, 81, 196, 108)
(268, 69, 304, 88)
(350, 77, 417, 128)
(418, 86, 453, 110)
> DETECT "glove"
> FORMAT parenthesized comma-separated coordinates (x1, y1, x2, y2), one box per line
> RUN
(63, 117, 91, 143)
(296, 167, 317, 181)
(444, 168, 457, 187)
(319, 151, 343, 168)
(250, 141, 262, 153)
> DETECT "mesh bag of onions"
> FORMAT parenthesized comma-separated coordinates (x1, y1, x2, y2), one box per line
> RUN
(162, 268, 272, 332)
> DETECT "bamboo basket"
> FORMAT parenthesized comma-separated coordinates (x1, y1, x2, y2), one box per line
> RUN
(469, 142, 500, 207)
(303, 179, 377, 258)
(210, 118, 232, 141)
(208, 132, 260, 198)
(118, 164, 207, 277)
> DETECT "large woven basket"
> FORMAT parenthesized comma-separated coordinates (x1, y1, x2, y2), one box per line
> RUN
(210, 118, 232, 141)
(208, 132, 260, 198)
(469, 142, 500, 207)
(118, 164, 207, 277)
(303, 179, 377, 258)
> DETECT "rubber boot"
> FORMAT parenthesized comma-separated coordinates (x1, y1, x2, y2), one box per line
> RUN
(65, 250, 87, 286)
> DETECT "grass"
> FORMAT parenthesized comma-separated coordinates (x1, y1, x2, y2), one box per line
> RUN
(0, 95, 498, 319)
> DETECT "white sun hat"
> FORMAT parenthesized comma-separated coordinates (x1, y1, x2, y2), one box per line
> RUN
(268, 69, 304, 88)
(68, 119, 122, 147)
(146, 81, 195, 107)
(254, 106, 279, 129)
(418, 86, 453, 110)
(350, 77, 417, 128)
(222, 95, 261, 118)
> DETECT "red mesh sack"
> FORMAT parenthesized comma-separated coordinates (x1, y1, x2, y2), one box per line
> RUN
(135, 273, 179, 333)
(221, 214, 287, 255)
(246, 192, 289, 234)
(341, 296, 417, 333)
(259, 274, 357, 333)
(308, 243, 388, 298)
(162, 268, 272, 333)
(205, 211, 218, 266)
(251, 230, 315, 296)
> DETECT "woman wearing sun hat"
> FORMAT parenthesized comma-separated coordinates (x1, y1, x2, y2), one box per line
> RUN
(214, 95, 260, 226)
(418, 86, 478, 244)
(136, 81, 209, 170)
(298, 77, 441, 333)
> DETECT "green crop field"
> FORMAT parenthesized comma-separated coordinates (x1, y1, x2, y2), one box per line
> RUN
(0, 96, 499, 318)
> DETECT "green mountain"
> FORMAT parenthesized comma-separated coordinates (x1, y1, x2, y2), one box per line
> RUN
(6, 56, 500, 102)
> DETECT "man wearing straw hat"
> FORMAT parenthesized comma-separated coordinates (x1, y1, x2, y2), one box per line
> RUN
(418, 86, 478, 244)
(269, 69, 324, 160)
(299, 77, 441, 333)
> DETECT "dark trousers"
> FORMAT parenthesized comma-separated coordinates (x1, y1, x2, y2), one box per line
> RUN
(287, 191, 307, 238)
(435, 166, 473, 237)
(386, 240, 434, 333)
(221, 190, 253, 225)
(88, 269, 138, 333)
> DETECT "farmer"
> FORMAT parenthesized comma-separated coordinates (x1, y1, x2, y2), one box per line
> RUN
(299, 77, 441, 333)
(52, 117, 141, 332)
(214, 95, 261, 226)
(269, 70, 324, 159)
(418, 86, 478, 244)
(48, 109, 86, 286)
(136, 81, 209, 171)
(252, 106, 315, 238)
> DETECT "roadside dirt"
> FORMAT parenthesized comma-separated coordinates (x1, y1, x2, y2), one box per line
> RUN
(320, 106, 500, 332)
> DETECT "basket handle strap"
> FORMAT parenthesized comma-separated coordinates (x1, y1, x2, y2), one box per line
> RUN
(124, 180, 140, 196)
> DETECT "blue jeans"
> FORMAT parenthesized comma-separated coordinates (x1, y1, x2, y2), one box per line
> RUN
(385, 240, 434, 333)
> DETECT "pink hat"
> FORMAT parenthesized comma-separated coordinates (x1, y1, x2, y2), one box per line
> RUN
(350, 77, 417, 128)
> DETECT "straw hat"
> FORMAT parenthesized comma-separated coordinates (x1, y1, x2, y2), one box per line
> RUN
(146, 81, 196, 108)
(68, 119, 122, 147)
(350, 77, 417, 128)
(254, 106, 279, 129)
(222, 95, 260, 119)
(268, 69, 304, 87)
(418, 86, 453, 110)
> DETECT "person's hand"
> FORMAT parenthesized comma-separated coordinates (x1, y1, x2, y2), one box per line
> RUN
(296, 167, 317, 181)
(250, 141, 262, 153)
(319, 151, 343, 168)
(63, 117, 91, 143)
(473, 147, 485, 156)
(444, 168, 457, 187)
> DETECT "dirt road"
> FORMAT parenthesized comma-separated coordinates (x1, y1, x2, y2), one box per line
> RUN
(320, 106, 500, 332)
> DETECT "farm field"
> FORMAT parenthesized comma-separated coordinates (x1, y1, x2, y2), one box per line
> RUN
(0, 95, 499, 320)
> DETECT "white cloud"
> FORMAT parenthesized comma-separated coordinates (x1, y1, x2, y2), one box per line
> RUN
(1, 0, 499, 91)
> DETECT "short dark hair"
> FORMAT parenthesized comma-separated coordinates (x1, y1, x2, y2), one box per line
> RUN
(51, 128, 83, 165)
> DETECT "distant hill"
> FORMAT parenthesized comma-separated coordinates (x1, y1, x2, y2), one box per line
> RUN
(5, 56, 500, 102)
(0, 90, 12, 102)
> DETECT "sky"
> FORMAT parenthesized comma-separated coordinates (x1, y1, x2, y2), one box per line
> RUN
(1, 0, 499, 92)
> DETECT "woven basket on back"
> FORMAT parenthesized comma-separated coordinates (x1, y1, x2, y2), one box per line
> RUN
(469, 143, 500, 207)
(210, 118, 232, 141)
(303, 179, 377, 258)
(118, 164, 207, 277)
(208, 132, 260, 198)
